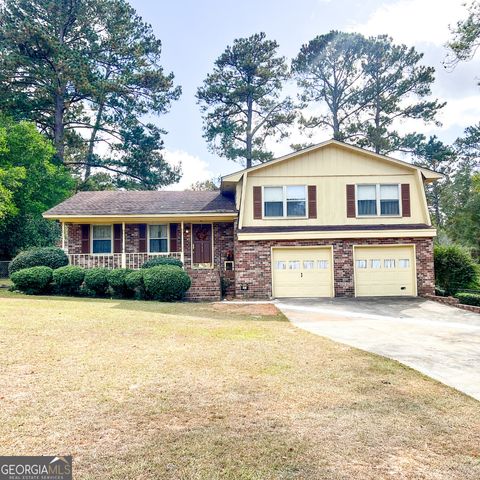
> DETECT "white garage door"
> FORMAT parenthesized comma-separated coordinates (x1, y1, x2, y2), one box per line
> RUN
(272, 247, 333, 298)
(354, 245, 416, 297)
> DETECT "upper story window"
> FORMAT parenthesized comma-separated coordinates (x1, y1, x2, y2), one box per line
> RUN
(92, 225, 112, 254)
(357, 184, 400, 217)
(264, 185, 306, 218)
(149, 224, 168, 253)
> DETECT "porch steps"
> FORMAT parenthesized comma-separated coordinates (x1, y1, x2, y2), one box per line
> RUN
(185, 269, 221, 301)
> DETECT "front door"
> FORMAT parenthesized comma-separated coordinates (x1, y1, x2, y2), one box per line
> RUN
(192, 224, 212, 265)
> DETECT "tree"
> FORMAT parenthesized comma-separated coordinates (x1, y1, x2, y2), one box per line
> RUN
(0, 117, 73, 259)
(412, 136, 455, 226)
(0, 0, 181, 189)
(355, 35, 444, 154)
(292, 31, 369, 141)
(189, 178, 220, 191)
(197, 32, 296, 168)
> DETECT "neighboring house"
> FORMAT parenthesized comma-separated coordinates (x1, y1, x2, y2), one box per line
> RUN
(43, 139, 442, 300)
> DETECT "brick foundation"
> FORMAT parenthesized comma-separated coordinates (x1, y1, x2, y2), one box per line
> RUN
(234, 237, 434, 299)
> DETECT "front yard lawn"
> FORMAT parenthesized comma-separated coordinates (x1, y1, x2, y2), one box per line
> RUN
(0, 291, 479, 479)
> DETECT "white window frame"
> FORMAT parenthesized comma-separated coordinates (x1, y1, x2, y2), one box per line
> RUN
(355, 184, 402, 218)
(262, 185, 308, 219)
(90, 224, 113, 255)
(147, 223, 170, 254)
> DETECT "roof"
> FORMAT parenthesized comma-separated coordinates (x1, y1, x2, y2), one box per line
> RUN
(44, 190, 236, 217)
(221, 139, 444, 187)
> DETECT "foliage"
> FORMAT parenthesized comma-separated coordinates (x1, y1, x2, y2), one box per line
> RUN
(189, 178, 220, 191)
(53, 266, 85, 295)
(9, 247, 68, 275)
(125, 270, 146, 300)
(197, 32, 296, 168)
(455, 292, 480, 306)
(10, 266, 53, 294)
(434, 245, 477, 296)
(83, 268, 110, 297)
(107, 268, 133, 298)
(141, 257, 183, 269)
(142, 265, 191, 301)
(0, 0, 181, 189)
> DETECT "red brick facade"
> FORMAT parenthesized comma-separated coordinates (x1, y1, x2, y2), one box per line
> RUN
(234, 236, 434, 299)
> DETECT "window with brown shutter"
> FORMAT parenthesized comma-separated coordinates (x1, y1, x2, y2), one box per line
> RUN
(138, 224, 147, 252)
(113, 224, 122, 253)
(253, 186, 262, 219)
(308, 185, 317, 219)
(346, 185, 356, 218)
(81, 224, 90, 253)
(401, 184, 411, 217)
(169, 223, 178, 252)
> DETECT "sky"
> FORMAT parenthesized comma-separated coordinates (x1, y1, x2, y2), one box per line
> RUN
(128, 0, 480, 189)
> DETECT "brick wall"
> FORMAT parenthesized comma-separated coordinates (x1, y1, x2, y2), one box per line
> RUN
(234, 236, 434, 299)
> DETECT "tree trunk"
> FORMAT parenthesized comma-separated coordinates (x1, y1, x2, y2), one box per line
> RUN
(84, 101, 105, 180)
(54, 89, 65, 164)
(246, 95, 253, 169)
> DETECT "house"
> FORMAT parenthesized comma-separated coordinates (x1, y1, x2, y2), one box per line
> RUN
(43, 139, 442, 300)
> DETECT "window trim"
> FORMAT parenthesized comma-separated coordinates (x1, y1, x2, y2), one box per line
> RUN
(262, 185, 308, 219)
(355, 183, 402, 218)
(90, 224, 113, 255)
(147, 223, 170, 254)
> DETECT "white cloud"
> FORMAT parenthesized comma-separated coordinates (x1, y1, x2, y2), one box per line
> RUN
(349, 0, 465, 46)
(163, 149, 213, 190)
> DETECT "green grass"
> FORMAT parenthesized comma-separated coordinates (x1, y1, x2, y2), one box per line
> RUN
(1, 290, 479, 479)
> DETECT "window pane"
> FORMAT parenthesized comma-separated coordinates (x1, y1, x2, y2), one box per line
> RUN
(264, 187, 283, 202)
(93, 239, 111, 254)
(358, 200, 377, 215)
(275, 261, 286, 270)
(357, 185, 376, 200)
(317, 260, 329, 269)
(286, 185, 305, 201)
(92, 225, 111, 239)
(371, 259, 381, 269)
(287, 200, 306, 216)
(381, 200, 400, 215)
(288, 260, 300, 270)
(356, 260, 367, 269)
(303, 260, 314, 269)
(399, 259, 410, 268)
(264, 202, 283, 217)
(384, 259, 396, 268)
(380, 185, 399, 200)
(150, 239, 168, 253)
(149, 224, 167, 239)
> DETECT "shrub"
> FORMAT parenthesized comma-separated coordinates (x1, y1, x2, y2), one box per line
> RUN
(434, 245, 477, 296)
(141, 256, 183, 269)
(107, 269, 133, 298)
(143, 265, 191, 301)
(83, 268, 110, 297)
(125, 270, 146, 300)
(10, 266, 53, 294)
(456, 292, 480, 307)
(53, 266, 85, 295)
(9, 247, 68, 275)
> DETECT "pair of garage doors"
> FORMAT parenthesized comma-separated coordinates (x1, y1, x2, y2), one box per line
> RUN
(272, 245, 416, 298)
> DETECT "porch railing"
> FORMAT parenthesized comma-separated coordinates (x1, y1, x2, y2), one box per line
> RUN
(67, 252, 184, 270)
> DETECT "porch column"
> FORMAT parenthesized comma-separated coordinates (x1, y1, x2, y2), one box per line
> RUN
(121, 222, 126, 268)
(181, 221, 184, 265)
(61, 222, 66, 252)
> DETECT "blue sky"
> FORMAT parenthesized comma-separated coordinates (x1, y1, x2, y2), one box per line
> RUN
(129, 0, 480, 188)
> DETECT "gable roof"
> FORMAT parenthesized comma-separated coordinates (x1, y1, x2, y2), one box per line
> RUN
(44, 190, 236, 217)
(221, 139, 444, 186)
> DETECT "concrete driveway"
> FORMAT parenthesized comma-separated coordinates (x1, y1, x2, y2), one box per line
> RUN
(276, 297, 480, 401)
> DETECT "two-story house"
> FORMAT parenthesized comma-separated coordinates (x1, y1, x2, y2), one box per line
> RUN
(43, 140, 442, 300)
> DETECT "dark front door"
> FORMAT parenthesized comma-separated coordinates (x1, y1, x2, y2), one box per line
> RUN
(192, 224, 212, 264)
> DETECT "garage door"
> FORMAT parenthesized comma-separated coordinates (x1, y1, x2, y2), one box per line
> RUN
(354, 245, 416, 297)
(272, 248, 333, 298)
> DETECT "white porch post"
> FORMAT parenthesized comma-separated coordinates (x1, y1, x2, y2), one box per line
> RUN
(61, 222, 66, 252)
(121, 222, 126, 268)
(181, 221, 184, 265)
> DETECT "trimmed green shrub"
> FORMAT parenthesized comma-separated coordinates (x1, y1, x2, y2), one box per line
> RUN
(143, 265, 191, 301)
(107, 269, 133, 298)
(434, 245, 477, 296)
(83, 268, 110, 297)
(10, 266, 53, 294)
(9, 247, 68, 275)
(141, 256, 183, 269)
(53, 266, 85, 295)
(125, 270, 146, 300)
(456, 292, 480, 307)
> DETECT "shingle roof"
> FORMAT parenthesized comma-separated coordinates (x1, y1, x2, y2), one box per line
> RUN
(44, 191, 237, 216)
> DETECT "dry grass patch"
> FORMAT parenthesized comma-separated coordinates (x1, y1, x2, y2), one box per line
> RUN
(0, 291, 479, 479)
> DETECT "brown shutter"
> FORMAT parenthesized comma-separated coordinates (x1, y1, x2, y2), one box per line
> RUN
(308, 185, 317, 219)
(401, 184, 411, 217)
(346, 185, 356, 218)
(113, 224, 122, 253)
(81, 224, 90, 254)
(253, 186, 262, 219)
(138, 224, 147, 253)
(169, 223, 178, 252)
